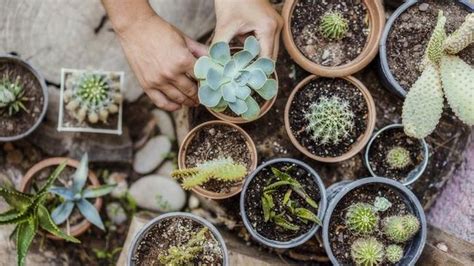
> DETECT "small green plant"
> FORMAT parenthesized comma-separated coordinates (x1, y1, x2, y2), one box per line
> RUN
(171, 158, 247, 190)
(158, 227, 208, 265)
(0, 162, 80, 266)
(346, 203, 379, 234)
(49, 153, 115, 230)
(386, 146, 411, 169)
(373, 196, 392, 212)
(383, 214, 420, 243)
(350, 237, 385, 266)
(0, 75, 29, 116)
(64, 73, 122, 124)
(320, 11, 349, 40)
(402, 11, 474, 138)
(194, 36, 277, 120)
(305, 96, 354, 145)
(385, 244, 404, 263)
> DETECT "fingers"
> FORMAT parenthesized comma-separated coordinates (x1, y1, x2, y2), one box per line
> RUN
(172, 75, 199, 104)
(213, 23, 239, 44)
(257, 17, 283, 59)
(160, 84, 196, 107)
(145, 89, 181, 111)
(185, 37, 208, 58)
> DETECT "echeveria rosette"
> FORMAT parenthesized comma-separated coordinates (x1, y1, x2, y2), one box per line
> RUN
(194, 36, 278, 120)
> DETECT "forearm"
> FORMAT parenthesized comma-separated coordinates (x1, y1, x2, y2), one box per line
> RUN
(101, 0, 158, 34)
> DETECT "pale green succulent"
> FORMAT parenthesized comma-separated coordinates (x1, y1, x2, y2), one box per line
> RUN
(373, 196, 392, 212)
(0, 75, 29, 116)
(385, 244, 404, 263)
(403, 11, 474, 139)
(386, 146, 411, 169)
(320, 11, 349, 40)
(350, 237, 385, 266)
(383, 214, 420, 243)
(194, 36, 277, 120)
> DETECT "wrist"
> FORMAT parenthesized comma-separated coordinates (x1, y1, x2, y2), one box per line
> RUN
(102, 0, 156, 35)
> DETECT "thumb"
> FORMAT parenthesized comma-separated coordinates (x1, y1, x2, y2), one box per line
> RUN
(185, 37, 208, 58)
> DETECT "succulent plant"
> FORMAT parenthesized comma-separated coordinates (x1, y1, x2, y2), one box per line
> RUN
(49, 154, 115, 230)
(305, 96, 354, 145)
(158, 227, 208, 265)
(320, 11, 349, 40)
(194, 36, 277, 120)
(373, 196, 392, 212)
(346, 203, 379, 234)
(385, 244, 404, 263)
(386, 146, 411, 169)
(383, 214, 420, 243)
(403, 11, 474, 139)
(0, 75, 29, 116)
(171, 158, 247, 190)
(64, 72, 122, 124)
(0, 161, 80, 266)
(350, 237, 385, 266)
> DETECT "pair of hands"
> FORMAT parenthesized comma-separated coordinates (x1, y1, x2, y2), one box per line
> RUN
(115, 0, 283, 111)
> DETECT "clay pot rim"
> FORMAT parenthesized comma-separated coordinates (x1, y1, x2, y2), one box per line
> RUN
(177, 120, 258, 199)
(20, 157, 102, 240)
(282, 0, 385, 77)
(284, 75, 376, 163)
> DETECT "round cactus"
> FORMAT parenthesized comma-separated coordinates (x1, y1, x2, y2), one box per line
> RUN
(386, 146, 411, 169)
(383, 214, 420, 243)
(350, 237, 385, 266)
(346, 203, 379, 234)
(386, 244, 404, 263)
(320, 11, 349, 40)
(305, 96, 354, 145)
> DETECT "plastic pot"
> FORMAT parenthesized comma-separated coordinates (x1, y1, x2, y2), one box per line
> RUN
(0, 54, 48, 142)
(240, 158, 327, 249)
(364, 124, 429, 186)
(378, 0, 474, 98)
(127, 212, 229, 266)
(323, 177, 427, 266)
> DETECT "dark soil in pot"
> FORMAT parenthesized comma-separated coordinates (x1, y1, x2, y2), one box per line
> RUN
(132, 216, 224, 265)
(386, 0, 474, 90)
(0, 61, 44, 138)
(244, 162, 321, 242)
(288, 78, 368, 157)
(184, 124, 252, 193)
(291, 0, 369, 67)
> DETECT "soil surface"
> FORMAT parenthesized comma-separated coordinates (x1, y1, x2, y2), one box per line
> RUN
(368, 127, 424, 181)
(288, 77, 368, 158)
(291, 0, 369, 67)
(132, 217, 224, 265)
(328, 184, 419, 265)
(244, 162, 321, 242)
(387, 0, 474, 91)
(0, 60, 44, 138)
(184, 124, 252, 193)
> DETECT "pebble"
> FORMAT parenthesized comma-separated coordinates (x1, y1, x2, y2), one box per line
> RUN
(152, 109, 175, 141)
(106, 202, 127, 225)
(418, 3, 429, 12)
(436, 242, 448, 252)
(188, 195, 200, 209)
(133, 135, 172, 174)
(156, 160, 176, 177)
(322, 49, 331, 60)
(107, 172, 128, 198)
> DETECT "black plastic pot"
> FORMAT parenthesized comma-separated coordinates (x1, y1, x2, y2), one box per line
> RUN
(378, 0, 474, 98)
(240, 158, 327, 249)
(322, 177, 427, 265)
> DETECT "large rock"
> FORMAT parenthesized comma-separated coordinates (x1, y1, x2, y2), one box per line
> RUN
(156, 160, 176, 178)
(152, 109, 175, 141)
(133, 135, 171, 174)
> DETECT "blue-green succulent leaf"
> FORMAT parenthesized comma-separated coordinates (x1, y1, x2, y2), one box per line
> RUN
(198, 85, 222, 107)
(49, 186, 74, 201)
(245, 58, 275, 75)
(222, 82, 238, 103)
(244, 36, 260, 57)
(241, 96, 260, 121)
(228, 98, 248, 115)
(207, 68, 223, 90)
(82, 184, 116, 198)
(38, 161, 67, 195)
(223, 60, 238, 78)
(194, 56, 213, 79)
(210, 42, 231, 65)
(77, 198, 105, 231)
(233, 50, 254, 69)
(235, 85, 251, 100)
(255, 79, 278, 100)
(73, 154, 89, 194)
(51, 201, 75, 225)
(210, 98, 228, 113)
(248, 69, 267, 90)
(234, 71, 251, 86)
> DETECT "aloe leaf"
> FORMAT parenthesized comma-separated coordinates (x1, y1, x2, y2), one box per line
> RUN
(247, 69, 267, 90)
(274, 214, 300, 231)
(37, 205, 80, 243)
(283, 189, 292, 205)
(255, 79, 277, 100)
(48, 186, 74, 201)
(245, 58, 275, 75)
(73, 154, 89, 193)
(295, 208, 321, 225)
(0, 188, 32, 211)
(16, 218, 38, 266)
(51, 201, 75, 225)
(77, 199, 105, 231)
(262, 192, 274, 222)
(82, 184, 116, 198)
(241, 96, 260, 121)
(38, 161, 67, 195)
(263, 180, 294, 191)
(228, 98, 248, 115)
(244, 36, 260, 57)
(0, 208, 30, 225)
(233, 50, 254, 69)
(209, 42, 231, 65)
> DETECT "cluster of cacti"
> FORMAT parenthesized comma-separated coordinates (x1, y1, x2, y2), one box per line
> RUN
(383, 214, 420, 243)
(385, 244, 404, 263)
(402, 11, 474, 139)
(171, 158, 247, 190)
(350, 237, 385, 266)
(64, 72, 122, 124)
(346, 203, 379, 234)
(305, 96, 355, 145)
(0, 75, 29, 116)
(158, 227, 208, 265)
(194, 36, 277, 120)
(386, 146, 411, 169)
(320, 11, 349, 40)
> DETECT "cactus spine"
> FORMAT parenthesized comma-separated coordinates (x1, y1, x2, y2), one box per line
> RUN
(385, 244, 404, 263)
(383, 214, 420, 243)
(320, 11, 349, 40)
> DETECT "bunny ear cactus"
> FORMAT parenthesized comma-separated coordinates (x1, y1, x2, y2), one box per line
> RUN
(194, 36, 278, 120)
(444, 13, 474, 54)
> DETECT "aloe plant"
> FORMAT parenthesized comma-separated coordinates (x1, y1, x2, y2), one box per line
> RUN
(49, 154, 115, 230)
(0, 162, 80, 266)
(0, 75, 29, 116)
(194, 36, 277, 120)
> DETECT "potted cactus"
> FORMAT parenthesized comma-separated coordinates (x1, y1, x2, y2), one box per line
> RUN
(0, 54, 48, 141)
(128, 212, 228, 266)
(177, 120, 257, 199)
(194, 36, 278, 123)
(281, 0, 385, 77)
(323, 177, 427, 265)
(284, 75, 376, 163)
(240, 158, 327, 248)
(58, 68, 124, 134)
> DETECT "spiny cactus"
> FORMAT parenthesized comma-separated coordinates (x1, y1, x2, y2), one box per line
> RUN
(171, 158, 247, 190)
(158, 227, 208, 265)
(444, 13, 474, 54)
(0, 75, 29, 116)
(383, 214, 420, 243)
(305, 96, 354, 145)
(194, 36, 277, 120)
(373, 196, 392, 212)
(64, 73, 122, 124)
(350, 237, 385, 266)
(386, 146, 411, 169)
(346, 203, 379, 234)
(320, 11, 349, 40)
(385, 244, 404, 263)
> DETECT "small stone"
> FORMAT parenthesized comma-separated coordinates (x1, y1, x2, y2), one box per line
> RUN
(208, 128, 216, 136)
(152, 109, 176, 141)
(188, 195, 200, 209)
(156, 160, 176, 177)
(133, 135, 172, 174)
(436, 242, 448, 252)
(322, 49, 331, 60)
(107, 172, 128, 198)
(418, 3, 429, 11)
(106, 202, 127, 225)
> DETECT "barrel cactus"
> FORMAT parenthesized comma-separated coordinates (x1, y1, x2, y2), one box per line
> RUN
(0, 75, 29, 116)
(194, 36, 277, 120)
(346, 203, 379, 234)
(383, 214, 420, 243)
(350, 237, 385, 266)
(320, 11, 349, 40)
(386, 146, 411, 169)
(385, 244, 404, 263)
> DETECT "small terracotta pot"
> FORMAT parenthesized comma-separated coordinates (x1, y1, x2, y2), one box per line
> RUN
(20, 157, 102, 240)
(282, 0, 385, 77)
(178, 120, 258, 199)
(284, 75, 376, 163)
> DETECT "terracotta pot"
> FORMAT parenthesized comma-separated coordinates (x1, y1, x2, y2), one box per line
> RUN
(20, 157, 102, 240)
(284, 75, 376, 163)
(178, 120, 258, 199)
(282, 0, 385, 77)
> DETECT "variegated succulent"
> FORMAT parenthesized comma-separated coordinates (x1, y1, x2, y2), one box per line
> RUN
(194, 36, 278, 120)
(0, 75, 29, 116)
